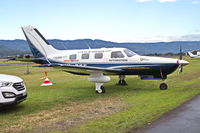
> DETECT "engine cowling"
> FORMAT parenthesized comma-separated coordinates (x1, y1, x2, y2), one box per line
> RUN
(88, 73, 110, 83)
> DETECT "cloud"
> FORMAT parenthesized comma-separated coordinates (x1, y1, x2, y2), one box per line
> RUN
(136, 0, 153, 2)
(178, 34, 200, 41)
(158, 0, 177, 2)
(136, 0, 200, 3)
(192, 0, 200, 4)
(136, 0, 177, 3)
(129, 34, 200, 42)
(194, 29, 200, 33)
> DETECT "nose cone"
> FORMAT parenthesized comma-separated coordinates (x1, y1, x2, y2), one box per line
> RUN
(178, 60, 189, 66)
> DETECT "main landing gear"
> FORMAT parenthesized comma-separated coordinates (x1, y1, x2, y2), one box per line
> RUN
(117, 75, 127, 86)
(95, 83, 106, 94)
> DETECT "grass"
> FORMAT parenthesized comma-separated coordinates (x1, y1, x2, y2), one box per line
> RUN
(0, 58, 200, 133)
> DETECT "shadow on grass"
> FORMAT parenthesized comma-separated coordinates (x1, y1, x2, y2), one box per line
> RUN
(0, 104, 26, 114)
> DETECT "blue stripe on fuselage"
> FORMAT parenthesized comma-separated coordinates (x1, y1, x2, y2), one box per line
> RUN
(86, 63, 178, 75)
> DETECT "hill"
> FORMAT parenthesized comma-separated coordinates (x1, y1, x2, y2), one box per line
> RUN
(0, 39, 200, 56)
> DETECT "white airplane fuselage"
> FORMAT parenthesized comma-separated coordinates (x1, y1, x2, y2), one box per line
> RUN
(44, 47, 188, 76)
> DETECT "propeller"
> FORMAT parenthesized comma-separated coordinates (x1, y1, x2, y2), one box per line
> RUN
(178, 45, 183, 73)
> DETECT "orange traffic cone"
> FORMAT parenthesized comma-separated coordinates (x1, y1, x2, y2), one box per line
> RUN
(41, 72, 53, 86)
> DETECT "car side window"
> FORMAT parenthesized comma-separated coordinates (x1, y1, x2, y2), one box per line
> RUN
(95, 53, 103, 59)
(111, 51, 124, 58)
(82, 53, 89, 59)
(69, 54, 77, 60)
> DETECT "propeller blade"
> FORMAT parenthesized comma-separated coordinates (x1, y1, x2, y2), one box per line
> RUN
(179, 45, 182, 60)
(178, 45, 183, 73)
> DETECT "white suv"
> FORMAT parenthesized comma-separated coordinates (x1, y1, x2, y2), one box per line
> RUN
(0, 74, 27, 107)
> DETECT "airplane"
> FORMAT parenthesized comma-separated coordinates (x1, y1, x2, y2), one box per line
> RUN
(21, 26, 189, 94)
(187, 50, 200, 58)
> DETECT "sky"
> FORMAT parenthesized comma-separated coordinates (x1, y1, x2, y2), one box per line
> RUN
(0, 0, 200, 42)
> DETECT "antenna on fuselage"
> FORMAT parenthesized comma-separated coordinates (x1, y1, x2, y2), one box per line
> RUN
(86, 43, 91, 49)
(84, 40, 91, 49)
(62, 43, 68, 50)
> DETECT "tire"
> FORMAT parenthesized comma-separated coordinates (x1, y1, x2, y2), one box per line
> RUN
(117, 80, 127, 85)
(96, 86, 106, 94)
(101, 86, 106, 93)
(118, 80, 123, 85)
(160, 83, 168, 90)
(122, 80, 127, 85)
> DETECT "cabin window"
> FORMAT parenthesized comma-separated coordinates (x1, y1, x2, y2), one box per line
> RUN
(82, 53, 89, 59)
(124, 49, 137, 57)
(63, 56, 68, 59)
(111, 51, 124, 58)
(69, 54, 77, 60)
(95, 53, 103, 59)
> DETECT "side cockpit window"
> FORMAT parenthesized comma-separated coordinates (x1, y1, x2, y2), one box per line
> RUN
(95, 53, 103, 59)
(111, 51, 124, 58)
(124, 49, 137, 57)
(69, 54, 77, 60)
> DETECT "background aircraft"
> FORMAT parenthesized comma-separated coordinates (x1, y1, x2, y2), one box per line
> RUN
(21, 26, 189, 94)
(187, 50, 200, 58)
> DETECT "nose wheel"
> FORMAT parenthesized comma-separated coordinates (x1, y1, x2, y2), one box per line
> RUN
(95, 83, 106, 94)
(160, 83, 168, 90)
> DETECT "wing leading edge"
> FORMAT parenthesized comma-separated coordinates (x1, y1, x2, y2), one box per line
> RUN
(34, 63, 124, 75)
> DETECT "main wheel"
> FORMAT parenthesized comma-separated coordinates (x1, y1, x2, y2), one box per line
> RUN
(117, 80, 127, 85)
(122, 80, 127, 85)
(160, 83, 168, 90)
(96, 86, 106, 94)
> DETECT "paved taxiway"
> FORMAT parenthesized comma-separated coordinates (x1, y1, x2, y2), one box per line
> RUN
(136, 95, 200, 133)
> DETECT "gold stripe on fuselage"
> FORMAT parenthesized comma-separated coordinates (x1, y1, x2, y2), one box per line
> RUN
(126, 67, 150, 69)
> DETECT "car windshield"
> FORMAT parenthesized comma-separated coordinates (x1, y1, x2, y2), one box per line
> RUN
(124, 49, 138, 57)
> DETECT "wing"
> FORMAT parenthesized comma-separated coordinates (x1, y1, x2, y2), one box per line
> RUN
(34, 63, 124, 75)
(34, 63, 159, 75)
(12, 58, 50, 64)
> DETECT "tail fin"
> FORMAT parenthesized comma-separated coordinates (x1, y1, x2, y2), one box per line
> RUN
(21, 26, 59, 60)
(187, 51, 195, 58)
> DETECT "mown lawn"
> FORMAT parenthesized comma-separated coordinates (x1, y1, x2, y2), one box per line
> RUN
(0, 58, 200, 133)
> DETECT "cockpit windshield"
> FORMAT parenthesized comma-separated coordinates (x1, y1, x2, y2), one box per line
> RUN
(124, 49, 138, 57)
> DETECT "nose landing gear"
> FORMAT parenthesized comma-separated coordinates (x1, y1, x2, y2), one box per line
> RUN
(159, 68, 168, 90)
(95, 83, 106, 94)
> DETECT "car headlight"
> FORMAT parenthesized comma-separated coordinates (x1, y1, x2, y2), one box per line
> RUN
(0, 82, 13, 87)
